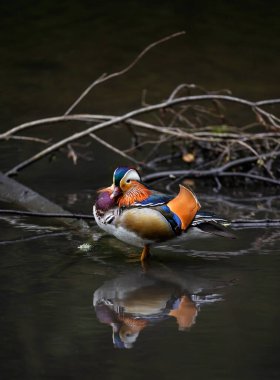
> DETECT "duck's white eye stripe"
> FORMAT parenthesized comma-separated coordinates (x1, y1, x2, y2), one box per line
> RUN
(124, 169, 140, 182)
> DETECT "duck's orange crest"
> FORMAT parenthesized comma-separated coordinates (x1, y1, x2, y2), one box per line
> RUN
(118, 181, 151, 207)
(97, 185, 113, 194)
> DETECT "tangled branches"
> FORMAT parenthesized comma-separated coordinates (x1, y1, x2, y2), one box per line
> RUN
(1, 32, 280, 189)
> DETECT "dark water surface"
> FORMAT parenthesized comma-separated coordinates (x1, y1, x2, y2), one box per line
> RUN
(1, 1, 280, 379)
(1, 215, 280, 380)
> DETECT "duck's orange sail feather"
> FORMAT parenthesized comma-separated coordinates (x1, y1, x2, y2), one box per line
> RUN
(167, 185, 201, 230)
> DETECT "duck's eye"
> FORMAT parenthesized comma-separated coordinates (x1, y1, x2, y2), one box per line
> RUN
(126, 179, 131, 184)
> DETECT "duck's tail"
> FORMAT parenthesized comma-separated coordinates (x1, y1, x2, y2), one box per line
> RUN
(191, 211, 236, 239)
(167, 185, 201, 230)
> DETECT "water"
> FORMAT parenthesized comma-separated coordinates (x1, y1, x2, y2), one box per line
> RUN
(0, 217, 280, 379)
(1, 1, 280, 379)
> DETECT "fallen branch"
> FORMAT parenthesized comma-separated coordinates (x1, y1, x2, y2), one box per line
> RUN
(5, 94, 280, 176)
(2, 96, 280, 141)
(0, 231, 69, 246)
(0, 114, 103, 140)
(142, 150, 280, 185)
(231, 219, 280, 228)
(1, 33, 279, 188)
(0, 172, 89, 231)
(89, 132, 143, 166)
(1, 209, 279, 228)
(0, 209, 95, 219)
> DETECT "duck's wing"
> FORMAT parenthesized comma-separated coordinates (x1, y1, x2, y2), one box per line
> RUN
(126, 191, 182, 235)
(133, 191, 172, 207)
(132, 186, 200, 233)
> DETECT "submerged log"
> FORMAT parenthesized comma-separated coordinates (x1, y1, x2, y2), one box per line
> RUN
(0, 172, 89, 232)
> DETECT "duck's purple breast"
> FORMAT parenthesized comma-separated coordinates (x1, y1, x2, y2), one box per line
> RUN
(95, 191, 116, 211)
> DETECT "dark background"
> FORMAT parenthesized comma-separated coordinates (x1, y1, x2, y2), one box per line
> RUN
(1, 0, 279, 124)
(0, 3, 280, 379)
(1, 0, 279, 190)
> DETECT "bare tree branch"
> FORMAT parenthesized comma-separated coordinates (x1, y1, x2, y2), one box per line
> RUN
(0, 231, 69, 246)
(0, 209, 95, 219)
(64, 31, 186, 115)
(5, 94, 280, 176)
(142, 150, 280, 185)
(1, 209, 280, 228)
(89, 133, 143, 166)
(6, 135, 50, 144)
(255, 99, 280, 106)
(0, 114, 101, 139)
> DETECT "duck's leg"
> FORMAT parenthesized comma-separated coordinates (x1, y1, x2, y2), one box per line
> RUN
(140, 244, 150, 262)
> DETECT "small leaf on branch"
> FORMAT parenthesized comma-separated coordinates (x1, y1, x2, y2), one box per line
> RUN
(182, 152, 195, 163)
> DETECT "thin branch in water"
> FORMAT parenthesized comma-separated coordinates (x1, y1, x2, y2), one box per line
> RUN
(142, 150, 280, 184)
(148, 152, 182, 166)
(165, 174, 186, 193)
(168, 83, 193, 101)
(64, 73, 107, 116)
(89, 133, 142, 166)
(0, 114, 104, 140)
(231, 219, 280, 228)
(0, 209, 279, 228)
(219, 172, 280, 185)
(168, 105, 196, 129)
(8, 135, 50, 144)
(141, 88, 149, 106)
(255, 99, 280, 106)
(64, 31, 186, 115)
(0, 209, 96, 219)
(213, 176, 222, 193)
(5, 94, 280, 176)
(143, 135, 173, 164)
(0, 231, 69, 246)
(123, 137, 168, 154)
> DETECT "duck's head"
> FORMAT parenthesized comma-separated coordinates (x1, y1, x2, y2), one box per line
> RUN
(110, 166, 141, 200)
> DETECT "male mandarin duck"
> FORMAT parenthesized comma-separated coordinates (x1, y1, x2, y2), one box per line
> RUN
(93, 166, 234, 261)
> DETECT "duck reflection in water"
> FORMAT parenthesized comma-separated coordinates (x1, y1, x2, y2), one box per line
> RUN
(93, 264, 223, 349)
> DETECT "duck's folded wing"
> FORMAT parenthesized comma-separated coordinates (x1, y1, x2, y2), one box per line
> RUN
(133, 191, 172, 207)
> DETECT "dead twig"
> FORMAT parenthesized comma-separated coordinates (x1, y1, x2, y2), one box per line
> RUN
(64, 31, 186, 115)
(89, 133, 143, 166)
(7, 135, 50, 144)
(1, 28, 279, 189)
(2, 95, 279, 141)
(0, 209, 95, 219)
(0, 231, 69, 246)
(231, 219, 280, 228)
(142, 150, 280, 185)
(0, 114, 104, 140)
(0, 209, 280, 228)
(6, 93, 279, 176)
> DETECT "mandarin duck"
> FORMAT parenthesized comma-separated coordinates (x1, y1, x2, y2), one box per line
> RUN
(93, 167, 234, 261)
(93, 270, 198, 348)
(93, 266, 223, 348)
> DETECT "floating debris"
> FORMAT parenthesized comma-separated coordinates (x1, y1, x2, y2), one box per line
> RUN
(78, 243, 92, 251)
